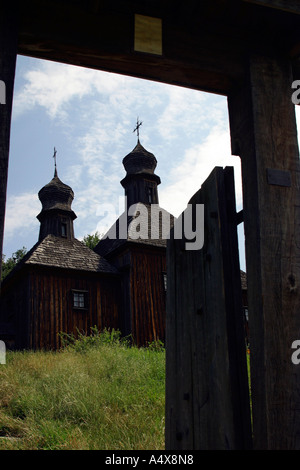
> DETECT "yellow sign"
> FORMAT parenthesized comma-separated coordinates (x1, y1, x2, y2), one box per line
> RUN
(134, 14, 162, 55)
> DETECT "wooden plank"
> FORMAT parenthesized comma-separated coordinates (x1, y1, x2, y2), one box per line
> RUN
(221, 167, 253, 447)
(124, 246, 167, 346)
(14, 0, 300, 98)
(16, 0, 247, 96)
(242, 0, 300, 15)
(165, 167, 252, 450)
(0, 1, 18, 282)
(228, 52, 300, 449)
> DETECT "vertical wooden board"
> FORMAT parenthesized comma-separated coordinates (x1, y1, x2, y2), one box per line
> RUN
(49, 274, 53, 348)
(222, 167, 252, 448)
(165, 234, 176, 447)
(96, 283, 101, 330)
(166, 167, 252, 450)
(120, 266, 130, 338)
(130, 253, 137, 343)
(166, 230, 188, 448)
(56, 275, 61, 348)
(0, 1, 18, 281)
(174, 236, 193, 448)
(228, 53, 300, 449)
(149, 255, 156, 343)
(28, 272, 34, 349)
(166, 197, 201, 448)
(197, 168, 236, 448)
(32, 273, 38, 349)
(39, 275, 44, 350)
(52, 276, 57, 348)
(67, 277, 72, 334)
(156, 253, 163, 340)
(59, 275, 64, 342)
(21, 275, 30, 349)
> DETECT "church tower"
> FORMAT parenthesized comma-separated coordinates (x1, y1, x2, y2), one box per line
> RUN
(36, 151, 76, 241)
(94, 122, 175, 347)
(120, 132, 161, 208)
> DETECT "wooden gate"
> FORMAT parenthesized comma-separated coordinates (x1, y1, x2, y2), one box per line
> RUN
(165, 166, 252, 450)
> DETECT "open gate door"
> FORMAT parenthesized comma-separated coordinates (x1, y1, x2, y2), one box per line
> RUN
(165, 166, 252, 450)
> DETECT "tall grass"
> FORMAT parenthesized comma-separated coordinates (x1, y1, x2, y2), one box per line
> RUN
(0, 329, 165, 450)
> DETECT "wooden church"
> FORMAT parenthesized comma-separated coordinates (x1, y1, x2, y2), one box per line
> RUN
(0, 137, 174, 350)
(94, 137, 174, 345)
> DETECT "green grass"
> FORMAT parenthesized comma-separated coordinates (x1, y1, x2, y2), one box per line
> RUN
(0, 329, 166, 450)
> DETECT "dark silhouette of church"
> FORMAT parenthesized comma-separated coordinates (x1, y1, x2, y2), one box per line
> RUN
(0, 137, 174, 349)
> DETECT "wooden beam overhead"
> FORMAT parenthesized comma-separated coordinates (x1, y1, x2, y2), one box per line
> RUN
(16, 0, 300, 96)
(242, 0, 300, 15)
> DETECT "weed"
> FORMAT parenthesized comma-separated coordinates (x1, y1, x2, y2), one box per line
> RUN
(0, 329, 165, 450)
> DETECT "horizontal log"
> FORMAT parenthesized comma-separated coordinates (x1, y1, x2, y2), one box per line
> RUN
(242, 0, 300, 15)
(16, 0, 300, 96)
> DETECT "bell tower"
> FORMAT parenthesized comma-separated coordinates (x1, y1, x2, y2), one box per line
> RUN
(36, 149, 77, 241)
(120, 121, 161, 207)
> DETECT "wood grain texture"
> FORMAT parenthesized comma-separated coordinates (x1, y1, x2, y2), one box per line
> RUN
(165, 167, 251, 450)
(0, 267, 120, 350)
(228, 53, 300, 449)
(242, 0, 300, 14)
(128, 246, 166, 346)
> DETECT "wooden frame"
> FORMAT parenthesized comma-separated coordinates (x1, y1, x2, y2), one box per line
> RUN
(1, 0, 300, 449)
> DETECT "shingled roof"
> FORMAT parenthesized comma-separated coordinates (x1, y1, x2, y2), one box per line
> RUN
(95, 203, 175, 258)
(25, 235, 118, 273)
(2, 235, 118, 283)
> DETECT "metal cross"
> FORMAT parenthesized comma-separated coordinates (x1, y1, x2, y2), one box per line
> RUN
(133, 118, 143, 142)
(53, 147, 57, 175)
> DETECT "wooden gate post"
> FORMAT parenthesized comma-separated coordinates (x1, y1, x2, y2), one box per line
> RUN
(0, 1, 18, 282)
(165, 167, 252, 450)
(228, 53, 300, 449)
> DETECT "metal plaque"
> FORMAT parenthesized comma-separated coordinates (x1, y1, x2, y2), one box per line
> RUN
(134, 14, 162, 55)
(266, 168, 291, 187)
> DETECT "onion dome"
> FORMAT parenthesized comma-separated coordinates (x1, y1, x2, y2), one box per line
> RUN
(38, 173, 75, 213)
(37, 167, 77, 242)
(122, 140, 157, 175)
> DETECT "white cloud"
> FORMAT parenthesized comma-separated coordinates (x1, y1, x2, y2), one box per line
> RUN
(6, 57, 242, 255)
(7, 55, 300, 273)
(13, 60, 131, 120)
(159, 124, 242, 217)
(4, 192, 40, 240)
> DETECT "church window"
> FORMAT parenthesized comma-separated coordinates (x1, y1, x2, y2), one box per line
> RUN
(147, 186, 153, 203)
(72, 290, 88, 309)
(61, 222, 67, 237)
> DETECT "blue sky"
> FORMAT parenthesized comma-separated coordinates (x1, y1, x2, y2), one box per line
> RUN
(5, 55, 299, 271)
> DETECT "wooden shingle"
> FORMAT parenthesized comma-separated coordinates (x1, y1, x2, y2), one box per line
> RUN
(24, 234, 118, 273)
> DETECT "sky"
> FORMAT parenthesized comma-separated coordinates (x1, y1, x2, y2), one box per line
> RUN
(3, 55, 300, 271)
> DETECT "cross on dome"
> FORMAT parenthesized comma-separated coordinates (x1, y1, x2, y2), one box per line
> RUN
(53, 147, 58, 177)
(133, 117, 143, 143)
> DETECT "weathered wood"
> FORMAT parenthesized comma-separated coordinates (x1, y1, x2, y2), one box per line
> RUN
(0, 1, 18, 282)
(1, 0, 300, 450)
(0, 266, 121, 350)
(16, 0, 241, 96)
(228, 53, 300, 449)
(165, 167, 252, 450)
(242, 0, 300, 14)
(128, 246, 166, 346)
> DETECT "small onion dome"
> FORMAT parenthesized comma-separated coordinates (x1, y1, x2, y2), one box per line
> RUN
(122, 141, 157, 175)
(38, 174, 74, 213)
